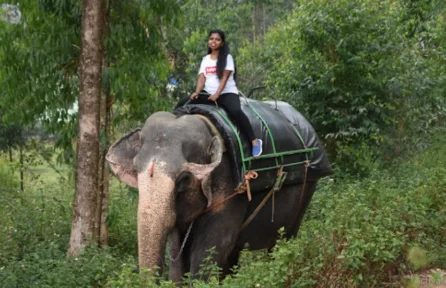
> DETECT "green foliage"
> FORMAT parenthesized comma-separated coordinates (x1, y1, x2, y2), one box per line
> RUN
(0, 118, 24, 155)
(236, 0, 446, 175)
(334, 141, 382, 178)
(2, 132, 446, 287)
(0, 161, 19, 254)
(264, 0, 407, 139)
(0, 162, 72, 267)
(0, 0, 81, 163)
(106, 180, 138, 255)
(400, 0, 446, 38)
(182, 247, 223, 286)
(1, 245, 123, 288)
(407, 247, 429, 270)
(106, 265, 176, 288)
(0, 154, 131, 288)
(0, 0, 182, 162)
(106, 0, 182, 123)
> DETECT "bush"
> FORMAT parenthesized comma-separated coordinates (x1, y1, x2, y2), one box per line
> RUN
(1, 245, 122, 288)
(0, 169, 72, 267)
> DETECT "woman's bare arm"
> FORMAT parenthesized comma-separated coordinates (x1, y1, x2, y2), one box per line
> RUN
(191, 73, 205, 99)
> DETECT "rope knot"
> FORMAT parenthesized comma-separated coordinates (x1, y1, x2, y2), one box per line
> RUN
(236, 171, 258, 201)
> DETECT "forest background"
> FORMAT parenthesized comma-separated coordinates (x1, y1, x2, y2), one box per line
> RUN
(0, 0, 445, 287)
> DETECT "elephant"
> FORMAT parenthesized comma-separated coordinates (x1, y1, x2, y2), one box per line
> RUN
(106, 110, 323, 281)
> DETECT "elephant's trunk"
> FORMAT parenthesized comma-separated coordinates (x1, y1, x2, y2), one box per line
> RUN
(137, 167, 176, 272)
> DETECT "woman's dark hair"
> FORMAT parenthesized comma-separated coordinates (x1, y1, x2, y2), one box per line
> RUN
(207, 29, 236, 80)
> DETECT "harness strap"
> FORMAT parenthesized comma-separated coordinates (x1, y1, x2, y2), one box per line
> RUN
(240, 161, 309, 232)
(240, 185, 275, 231)
(194, 163, 309, 233)
(202, 189, 244, 214)
(202, 171, 259, 214)
(239, 166, 283, 231)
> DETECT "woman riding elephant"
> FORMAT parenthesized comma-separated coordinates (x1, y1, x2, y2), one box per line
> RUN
(175, 29, 263, 157)
(106, 107, 329, 281)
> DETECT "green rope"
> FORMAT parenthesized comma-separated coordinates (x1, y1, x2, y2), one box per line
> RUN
(291, 126, 306, 148)
(290, 125, 311, 163)
(251, 161, 309, 172)
(245, 102, 282, 167)
(243, 147, 318, 162)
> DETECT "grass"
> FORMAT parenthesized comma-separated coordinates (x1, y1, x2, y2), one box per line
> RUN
(0, 143, 72, 190)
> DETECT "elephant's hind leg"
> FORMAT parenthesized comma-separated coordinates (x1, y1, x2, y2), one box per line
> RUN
(284, 181, 318, 239)
(237, 181, 318, 251)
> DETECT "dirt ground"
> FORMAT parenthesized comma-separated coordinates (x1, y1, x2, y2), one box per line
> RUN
(406, 269, 446, 288)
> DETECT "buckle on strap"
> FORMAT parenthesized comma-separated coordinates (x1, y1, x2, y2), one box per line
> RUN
(273, 166, 287, 192)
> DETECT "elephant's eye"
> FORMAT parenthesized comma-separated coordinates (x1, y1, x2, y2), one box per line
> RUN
(175, 172, 192, 194)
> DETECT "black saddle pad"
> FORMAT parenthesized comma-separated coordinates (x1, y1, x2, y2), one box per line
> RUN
(174, 99, 332, 191)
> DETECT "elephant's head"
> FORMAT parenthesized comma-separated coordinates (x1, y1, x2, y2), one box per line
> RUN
(106, 111, 223, 272)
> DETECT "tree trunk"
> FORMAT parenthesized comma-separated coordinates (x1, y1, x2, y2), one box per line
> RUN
(8, 146, 12, 162)
(94, 0, 110, 247)
(96, 55, 111, 247)
(99, 0, 112, 247)
(96, 100, 105, 244)
(96, 89, 110, 246)
(68, 0, 104, 257)
(100, 92, 111, 246)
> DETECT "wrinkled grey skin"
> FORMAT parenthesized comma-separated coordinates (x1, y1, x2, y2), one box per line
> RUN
(106, 111, 318, 281)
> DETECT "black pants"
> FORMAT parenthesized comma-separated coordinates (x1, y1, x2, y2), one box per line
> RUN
(175, 92, 256, 142)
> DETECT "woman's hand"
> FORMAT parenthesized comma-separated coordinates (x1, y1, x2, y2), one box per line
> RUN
(208, 93, 220, 102)
(190, 92, 199, 100)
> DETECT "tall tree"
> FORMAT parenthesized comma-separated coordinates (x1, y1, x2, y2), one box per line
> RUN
(1, 0, 182, 250)
(67, 0, 104, 256)
(95, 1, 112, 245)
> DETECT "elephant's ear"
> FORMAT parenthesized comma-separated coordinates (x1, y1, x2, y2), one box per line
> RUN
(202, 136, 225, 206)
(106, 128, 141, 188)
(184, 136, 223, 207)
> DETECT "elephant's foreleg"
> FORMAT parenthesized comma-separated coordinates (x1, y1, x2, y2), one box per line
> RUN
(189, 196, 248, 279)
(223, 246, 242, 276)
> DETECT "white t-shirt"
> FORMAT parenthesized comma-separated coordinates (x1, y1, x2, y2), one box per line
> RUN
(198, 54, 238, 94)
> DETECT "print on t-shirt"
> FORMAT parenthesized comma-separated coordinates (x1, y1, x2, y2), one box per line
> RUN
(205, 66, 217, 75)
